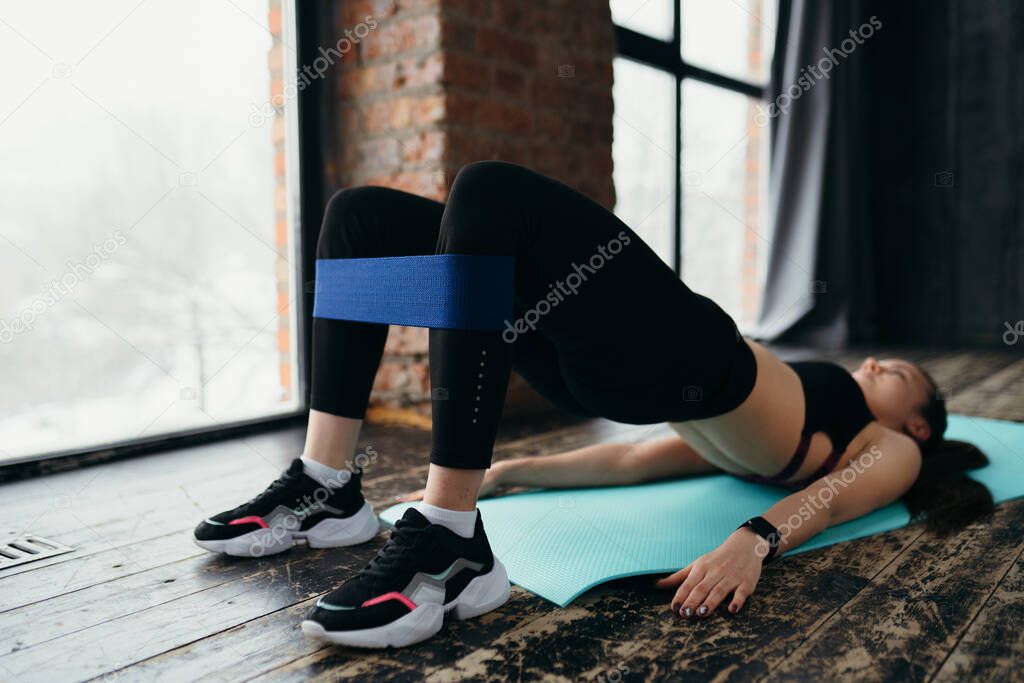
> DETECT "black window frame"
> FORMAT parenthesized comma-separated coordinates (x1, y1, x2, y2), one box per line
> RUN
(614, 0, 784, 274)
(1, 1, 323, 481)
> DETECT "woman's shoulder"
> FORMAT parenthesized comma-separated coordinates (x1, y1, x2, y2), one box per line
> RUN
(852, 422, 923, 465)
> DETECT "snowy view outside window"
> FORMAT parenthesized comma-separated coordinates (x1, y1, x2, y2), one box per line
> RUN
(611, 0, 776, 332)
(0, 0, 301, 463)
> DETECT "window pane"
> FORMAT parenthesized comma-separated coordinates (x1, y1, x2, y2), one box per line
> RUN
(680, 80, 768, 331)
(0, 0, 301, 462)
(612, 58, 676, 266)
(610, 0, 674, 41)
(681, 0, 777, 84)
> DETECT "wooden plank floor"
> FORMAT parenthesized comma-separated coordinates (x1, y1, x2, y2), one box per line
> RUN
(0, 346, 1021, 682)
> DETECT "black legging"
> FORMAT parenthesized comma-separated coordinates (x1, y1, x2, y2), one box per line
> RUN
(311, 161, 756, 469)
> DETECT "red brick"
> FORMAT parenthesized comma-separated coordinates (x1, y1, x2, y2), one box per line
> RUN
(372, 359, 429, 395)
(535, 109, 571, 139)
(573, 57, 614, 85)
(531, 77, 573, 109)
(267, 42, 283, 72)
(580, 14, 615, 46)
(530, 142, 571, 179)
(369, 0, 397, 18)
(340, 0, 382, 28)
(397, 0, 440, 11)
(569, 120, 595, 144)
(490, 4, 540, 33)
(442, 52, 490, 90)
(444, 0, 488, 21)
(339, 62, 396, 97)
(440, 16, 477, 52)
(487, 137, 530, 163)
(410, 94, 445, 125)
(401, 129, 445, 163)
(395, 52, 444, 89)
(582, 90, 614, 118)
(445, 93, 479, 124)
(475, 28, 536, 69)
(359, 137, 401, 169)
(494, 67, 526, 97)
(363, 14, 441, 61)
(269, 77, 284, 103)
(478, 100, 532, 136)
(532, 7, 567, 35)
(339, 104, 364, 136)
(364, 96, 417, 132)
(585, 148, 613, 177)
(363, 170, 447, 200)
(384, 326, 429, 354)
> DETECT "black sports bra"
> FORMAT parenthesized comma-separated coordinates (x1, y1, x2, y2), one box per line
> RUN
(791, 361, 877, 452)
(738, 361, 877, 489)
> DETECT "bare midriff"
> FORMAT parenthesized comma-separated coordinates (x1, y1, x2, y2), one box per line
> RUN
(667, 339, 877, 487)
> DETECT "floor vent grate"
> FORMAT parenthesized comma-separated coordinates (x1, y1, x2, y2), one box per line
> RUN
(0, 534, 74, 570)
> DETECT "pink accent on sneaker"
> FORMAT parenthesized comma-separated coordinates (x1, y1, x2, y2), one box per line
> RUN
(361, 591, 417, 611)
(229, 515, 268, 528)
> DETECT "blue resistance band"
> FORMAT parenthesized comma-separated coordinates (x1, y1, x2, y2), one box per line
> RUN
(313, 254, 516, 330)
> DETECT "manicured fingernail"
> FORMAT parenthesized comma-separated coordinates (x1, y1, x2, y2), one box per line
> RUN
(683, 607, 693, 617)
(697, 605, 708, 616)
(729, 605, 737, 614)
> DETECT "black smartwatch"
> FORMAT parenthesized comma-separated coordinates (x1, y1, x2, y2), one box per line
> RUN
(737, 516, 781, 564)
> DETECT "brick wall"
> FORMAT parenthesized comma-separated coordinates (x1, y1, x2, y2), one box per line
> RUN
(268, 0, 293, 404)
(741, 4, 766, 326)
(324, 0, 616, 420)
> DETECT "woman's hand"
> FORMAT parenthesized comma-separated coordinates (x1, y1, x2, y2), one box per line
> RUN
(654, 527, 764, 618)
(395, 462, 507, 503)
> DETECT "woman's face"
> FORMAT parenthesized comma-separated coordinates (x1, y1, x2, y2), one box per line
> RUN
(852, 356, 933, 439)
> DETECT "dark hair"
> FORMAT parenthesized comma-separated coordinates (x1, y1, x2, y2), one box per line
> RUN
(900, 366, 994, 536)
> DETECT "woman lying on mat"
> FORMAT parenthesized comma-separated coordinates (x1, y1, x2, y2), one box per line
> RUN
(400, 351, 993, 618)
(192, 161, 992, 648)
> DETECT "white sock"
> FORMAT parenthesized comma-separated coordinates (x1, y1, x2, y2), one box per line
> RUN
(300, 455, 352, 489)
(417, 501, 477, 538)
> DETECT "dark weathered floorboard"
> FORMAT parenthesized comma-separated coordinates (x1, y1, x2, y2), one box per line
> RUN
(931, 545, 1024, 683)
(0, 346, 1020, 682)
(763, 501, 1024, 683)
(253, 525, 926, 683)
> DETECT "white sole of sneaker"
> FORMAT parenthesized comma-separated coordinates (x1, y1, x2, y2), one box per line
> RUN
(193, 501, 380, 557)
(300, 557, 511, 648)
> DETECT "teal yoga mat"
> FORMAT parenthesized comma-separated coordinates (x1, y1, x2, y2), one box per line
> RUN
(380, 415, 1024, 607)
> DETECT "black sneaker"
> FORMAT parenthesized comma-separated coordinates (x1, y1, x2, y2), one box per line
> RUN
(192, 459, 379, 557)
(300, 507, 510, 648)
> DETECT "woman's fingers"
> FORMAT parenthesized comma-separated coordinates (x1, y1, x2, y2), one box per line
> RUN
(655, 564, 692, 589)
(696, 581, 735, 617)
(395, 488, 426, 502)
(666, 565, 703, 614)
(728, 583, 753, 614)
(679, 572, 725, 617)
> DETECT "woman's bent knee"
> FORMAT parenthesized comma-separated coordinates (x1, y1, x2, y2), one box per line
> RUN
(316, 187, 386, 258)
(449, 161, 532, 200)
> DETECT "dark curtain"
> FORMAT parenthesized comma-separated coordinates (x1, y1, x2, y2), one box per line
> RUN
(756, 0, 1024, 347)
(754, 0, 828, 341)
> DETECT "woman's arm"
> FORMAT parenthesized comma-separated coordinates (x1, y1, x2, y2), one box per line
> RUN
(497, 436, 717, 489)
(398, 435, 717, 502)
(658, 429, 922, 618)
